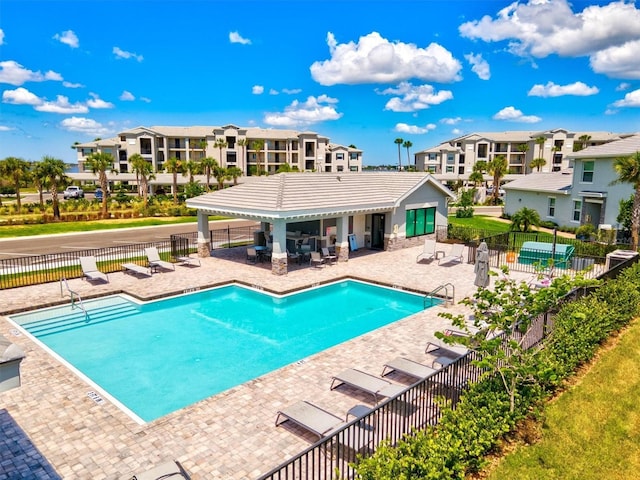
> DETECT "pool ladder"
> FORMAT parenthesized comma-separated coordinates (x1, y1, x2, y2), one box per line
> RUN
(424, 282, 455, 308)
(60, 277, 89, 322)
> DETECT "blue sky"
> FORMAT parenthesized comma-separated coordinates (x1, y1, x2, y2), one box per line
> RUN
(1, 0, 640, 166)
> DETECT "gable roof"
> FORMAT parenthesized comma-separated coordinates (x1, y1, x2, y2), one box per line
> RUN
(187, 172, 454, 220)
(502, 171, 573, 195)
(569, 133, 640, 159)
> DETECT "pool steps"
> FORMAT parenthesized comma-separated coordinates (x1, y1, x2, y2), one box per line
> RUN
(22, 300, 138, 337)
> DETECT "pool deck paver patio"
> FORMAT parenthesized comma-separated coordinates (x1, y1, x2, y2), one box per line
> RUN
(0, 243, 530, 479)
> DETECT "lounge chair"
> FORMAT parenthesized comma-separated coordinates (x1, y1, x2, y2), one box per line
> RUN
(144, 247, 175, 271)
(416, 239, 437, 263)
(310, 251, 325, 268)
(381, 357, 437, 381)
(176, 255, 201, 267)
(424, 341, 468, 368)
(127, 459, 191, 479)
(330, 368, 405, 403)
(122, 263, 152, 277)
(438, 243, 465, 266)
(275, 400, 345, 439)
(79, 256, 108, 283)
(321, 247, 337, 265)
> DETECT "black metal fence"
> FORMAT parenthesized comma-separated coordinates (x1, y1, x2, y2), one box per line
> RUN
(0, 225, 256, 289)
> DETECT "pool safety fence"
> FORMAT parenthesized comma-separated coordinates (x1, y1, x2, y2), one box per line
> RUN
(257, 253, 639, 480)
(0, 225, 255, 289)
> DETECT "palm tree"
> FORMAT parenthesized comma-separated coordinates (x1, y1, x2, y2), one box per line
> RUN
(0, 156, 31, 213)
(164, 157, 183, 204)
(529, 157, 546, 172)
(129, 153, 154, 208)
(39, 156, 69, 220)
(516, 143, 529, 174)
(487, 155, 508, 206)
(183, 159, 202, 184)
(237, 138, 248, 174)
(403, 140, 413, 170)
(200, 157, 218, 191)
(227, 166, 243, 185)
(574, 134, 592, 152)
(85, 152, 116, 218)
(509, 207, 541, 232)
(611, 151, 640, 250)
(31, 161, 48, 210)
(213, 138, 227, 168)
(251, 139, 265, 175)
(535, 136, 546, 160)
(394, 138, 404, 171)
(213, 165, 230, 190)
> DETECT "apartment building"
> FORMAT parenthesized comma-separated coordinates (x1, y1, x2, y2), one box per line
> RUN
(415, 129, 626, 179)
(74, 124, 362, 175)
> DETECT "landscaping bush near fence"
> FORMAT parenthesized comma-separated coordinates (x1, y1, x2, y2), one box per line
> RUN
(354, 261, 640, 480)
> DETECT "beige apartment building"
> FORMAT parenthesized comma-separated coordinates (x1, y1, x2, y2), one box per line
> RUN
(74, 124, 362, 176)
(415, 129, 626, 179)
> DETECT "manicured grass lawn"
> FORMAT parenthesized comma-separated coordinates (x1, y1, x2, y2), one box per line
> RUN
(486, 319, 640, 480)
(448, 214, 511, 232)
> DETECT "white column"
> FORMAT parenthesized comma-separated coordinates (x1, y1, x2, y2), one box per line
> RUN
(196, 211, 210, 257)
(335, 215, 349, 262)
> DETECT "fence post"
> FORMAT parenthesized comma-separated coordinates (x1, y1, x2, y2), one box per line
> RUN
(227, 226, 231, 249)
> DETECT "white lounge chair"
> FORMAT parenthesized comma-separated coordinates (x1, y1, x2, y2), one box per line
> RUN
(276, 400, 345, 439)
(438, 243, 465, 266)
(416, 239, 437, 263)
(330, 368, 405, 403)
(381, 357, 437, 381)
(321, 247, 337, 265)
(121, 262, 152, 277)
(79, 256, 108, 283)
(128, 460, 191, 480)
(145, 247, 175, 271)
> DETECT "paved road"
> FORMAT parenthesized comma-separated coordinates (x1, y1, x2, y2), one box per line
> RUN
(0, 219, 259, 259)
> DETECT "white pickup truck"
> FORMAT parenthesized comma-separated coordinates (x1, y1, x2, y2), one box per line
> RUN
(63, 185, 84, 199)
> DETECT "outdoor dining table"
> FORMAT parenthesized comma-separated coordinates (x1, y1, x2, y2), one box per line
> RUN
(254, 245, 268, 262)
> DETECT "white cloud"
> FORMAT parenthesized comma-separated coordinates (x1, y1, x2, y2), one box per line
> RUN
(282, 88, 302, 94)
(140, 96, 151, 103)
(2, 87, 43, 105)
(464, 52, 491, 80)
(35, 95, 89, 114)
(380, 81, 453, 113)
(451, 128, 463, 135)
(612, 88, 640, 107)
(616, 82, 631, 91)
(86, 92, 114, 109)
(229, 31, 251, 45)
(120, 90, 135, 101)
(269, 88, 279, 95)
(252, 85, 264, 94)
(113, 47, 143, 62)
(60, 117, 111, 136)
(264, 95, 342, 127)
(0, 29, 4, 45)
(459, 0, 640, 79)
(493, 106, 541, 123)
(0, 60, 63, 86)
(441, 117, 462, 125)
(0, 125, 13, 131)
(310, 31, 462, 86)
(63, 81, 84, 88)
(395, 123, 436, 134)
(528, 81, 599, 97)
(53, 30, 79, 48)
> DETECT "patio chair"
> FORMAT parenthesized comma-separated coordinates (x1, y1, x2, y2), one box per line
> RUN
(416, 239, 437, 263)
(127, 459, 191, 480)
(275, 400, 345, 439)
(79, 256, 109, 283)
(321, 247, 337, 265)
(424, 341, 468, 368)
(438, 243, 465, 266)
(330, 368, 405, 403)
(381, 357, 437, 381)
(287, 249, 301, 264)
(144, 247, 175, 271)
(310, 251, 325, 268)
(246, 247, 258, 264)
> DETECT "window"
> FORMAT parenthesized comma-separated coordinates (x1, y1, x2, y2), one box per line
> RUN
(337, 165, 344, 172)
(582, 161, 594, 183)
(446, 165, 454, 173)
(226, 136, 236, 149)
(336, 153, 344, 161)
(349, 152, 358, 160)
(446, 153, 455, 164)
(573, 200, 582, 222)
(428, 153, 437, 161)
(477, 144, 488, 158)
(406, 207, 436, 238)
(304, 142, 315, 157)
(548, 197, 556, 217)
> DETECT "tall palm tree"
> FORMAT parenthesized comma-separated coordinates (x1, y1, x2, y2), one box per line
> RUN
(612, 151, 640, 250)
(394, 138, 404, 171)
(39, 156, 69, 220)
(534, 136, 546, 159)
(529, 157, 546, 172)
(403, 140, 413, 170)
(183, 159, 202, 184)
(129, 153, 154, 208)
(227, 166, 243, 185)
(164, 157, 183, 204)
(200, 157, 218, 191)
(0, 156, 31, 213)
(213, 138, 227, 168)
(237, 138, 248, 174)
(487, 155, 508, 206)
(31, 161, 48, 210)
(85, 152, 116, 218)
(213, 165, 230, 190)
(516, 143, 529, 174)
(251, 139, 265, 175)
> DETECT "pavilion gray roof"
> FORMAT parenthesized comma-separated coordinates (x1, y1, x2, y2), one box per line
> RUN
(502, 171, 573, 195)
(187, 172, 454, 220)
(569, 133, 640, 159)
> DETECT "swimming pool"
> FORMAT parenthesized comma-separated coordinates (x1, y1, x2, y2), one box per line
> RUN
(10, 280, 436, 423)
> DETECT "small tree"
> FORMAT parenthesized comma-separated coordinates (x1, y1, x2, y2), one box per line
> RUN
(509, 207, 541, 232)
(611, 151, 640, 250)
(129, 153, 154, 208)
(213, 165, 230, 190)
(85, 152, 116, 218)
(39, 156, 69, 220)
(0, 156, 31, 213)
(164, 157, 183, 204)
(456, 189, 475, 218)
(529, 157, 546, 172)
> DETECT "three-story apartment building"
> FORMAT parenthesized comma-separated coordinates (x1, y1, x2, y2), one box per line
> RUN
(415, 129, 625, 178)
(74, 124, 362, 175)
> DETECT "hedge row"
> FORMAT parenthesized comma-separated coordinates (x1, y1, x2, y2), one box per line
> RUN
(354, 262, 640, 480)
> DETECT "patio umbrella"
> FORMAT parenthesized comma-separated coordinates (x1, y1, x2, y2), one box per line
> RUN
(474, 241, 490, 288)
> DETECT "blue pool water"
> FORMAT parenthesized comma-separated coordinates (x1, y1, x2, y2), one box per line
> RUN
(11, 280, 435, 422)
